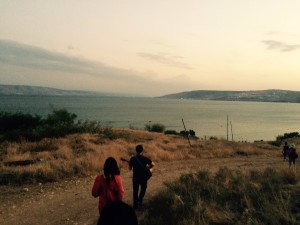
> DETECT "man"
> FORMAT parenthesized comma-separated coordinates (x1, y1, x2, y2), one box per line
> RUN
(129, 144, 155, 209)
(282, 142, 289, 161)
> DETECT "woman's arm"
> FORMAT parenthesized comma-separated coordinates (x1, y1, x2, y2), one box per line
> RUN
(92, 175, 102, 197)
(114, 175, 125, 200)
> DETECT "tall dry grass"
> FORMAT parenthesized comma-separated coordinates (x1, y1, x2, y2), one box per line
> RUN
(140, 167, 300, 225)
(0, 129, 281, 185)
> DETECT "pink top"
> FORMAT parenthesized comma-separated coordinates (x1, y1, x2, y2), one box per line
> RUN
(92, 174, 125, 212)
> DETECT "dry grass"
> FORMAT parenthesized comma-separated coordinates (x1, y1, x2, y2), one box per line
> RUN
(0, 128, 282, 184)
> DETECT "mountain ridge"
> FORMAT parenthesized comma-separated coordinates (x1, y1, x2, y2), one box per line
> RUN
(2, 85, 300, 103)
(0, 85, 117, 96)
(159, 89, 300, 103)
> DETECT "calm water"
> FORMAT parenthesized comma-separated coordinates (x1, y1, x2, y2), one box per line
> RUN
(1, 95, 300, 142)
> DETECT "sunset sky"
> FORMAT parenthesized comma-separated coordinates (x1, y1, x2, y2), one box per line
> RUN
(1, 0, 300, 96)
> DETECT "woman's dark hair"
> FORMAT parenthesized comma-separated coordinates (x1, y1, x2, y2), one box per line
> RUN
(104, 157, 120, 180)
(98, 201, 138, 225)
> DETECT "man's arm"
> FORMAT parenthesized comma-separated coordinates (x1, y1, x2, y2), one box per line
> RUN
(129, 157, 133, 170)
(149, 161, 155, 168)
(147, 161, 155, 172)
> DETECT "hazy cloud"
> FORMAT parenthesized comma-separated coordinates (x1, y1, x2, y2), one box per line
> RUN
(0, 39, 143, 82)
(262, 40, 300, 52)
(137, 52, 192, 69)
(0, 39, 198, 96)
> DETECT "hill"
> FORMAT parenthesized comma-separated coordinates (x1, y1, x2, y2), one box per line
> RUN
(0, 85, 111, 96)
(0, 130, 299, 225)
(159, 89, 300, 103)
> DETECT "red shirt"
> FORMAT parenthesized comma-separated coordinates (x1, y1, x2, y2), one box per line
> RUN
(92, 174, 124, 212)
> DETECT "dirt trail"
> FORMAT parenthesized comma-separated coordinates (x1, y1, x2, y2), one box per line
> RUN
(0, 155, 292, 225)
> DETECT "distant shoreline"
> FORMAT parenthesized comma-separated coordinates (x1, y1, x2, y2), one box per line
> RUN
(159, 89, 300, 104)
(2, 85, 300, 103)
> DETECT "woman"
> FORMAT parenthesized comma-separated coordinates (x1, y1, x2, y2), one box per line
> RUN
(92, 157, 125, 213)
(98, 201, 138, 225)
(288, 143, 297, 167)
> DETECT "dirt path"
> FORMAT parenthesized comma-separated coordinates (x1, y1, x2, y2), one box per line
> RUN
(0, 155, 294, 225)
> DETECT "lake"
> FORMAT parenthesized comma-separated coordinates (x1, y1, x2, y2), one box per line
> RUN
(1, 95, 300, 142)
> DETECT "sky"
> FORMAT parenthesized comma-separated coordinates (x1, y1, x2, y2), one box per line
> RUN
(1, 0, 300, 96)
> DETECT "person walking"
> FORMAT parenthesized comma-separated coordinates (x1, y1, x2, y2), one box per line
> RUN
(129, 145, 155, 209)
(288, 143, 297, 167)
(92, 157, 125, 213)
(282, 142, 289, 161)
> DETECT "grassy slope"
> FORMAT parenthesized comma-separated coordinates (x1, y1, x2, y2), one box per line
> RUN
(1, 129, 300, 224)
(0, 128, 286, 185)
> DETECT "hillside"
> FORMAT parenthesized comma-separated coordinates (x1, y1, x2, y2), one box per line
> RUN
(0, 130, 299, 225)
(0, 85, 108, 96)
(159, 89, 300, 103)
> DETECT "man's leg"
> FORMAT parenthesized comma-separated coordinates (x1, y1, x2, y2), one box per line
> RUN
(138, 180, 148, 206)
(133, 178, 139, 209)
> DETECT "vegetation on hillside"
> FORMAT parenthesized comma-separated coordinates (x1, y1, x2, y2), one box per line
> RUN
(0, 110, 299, 223)
(141, 167, 299, 225)
(0, 127, 280, 185)
(0, 109, 102, 141)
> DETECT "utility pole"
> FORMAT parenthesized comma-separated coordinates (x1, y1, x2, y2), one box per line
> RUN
(182, 118, 192, 149)
(230, 121, 233, 141)
(227, 115, 229, 141)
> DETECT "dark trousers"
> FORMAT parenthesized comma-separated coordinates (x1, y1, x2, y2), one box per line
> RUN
(289, 157, 296, 167)
(133, 178, 147, 208)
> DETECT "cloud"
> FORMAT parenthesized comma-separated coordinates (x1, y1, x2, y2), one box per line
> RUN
(137, 52, 192, 69)
(0, 39, 143, 82)
(262, 40, 300, 52)
(0, 39, 198, 96)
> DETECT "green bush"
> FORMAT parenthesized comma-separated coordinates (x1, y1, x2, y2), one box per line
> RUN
(164, 130, 179, 135)
(0, 109, 102, 141)
(0, 111, 41, 132)
(179, 129, 196, 137)
(76, 120, 102, 133)
(276, 132, 300, 141)
(145, 123, 166, 133)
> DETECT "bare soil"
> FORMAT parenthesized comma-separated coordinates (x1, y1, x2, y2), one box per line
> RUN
(0, 155, 297, 225)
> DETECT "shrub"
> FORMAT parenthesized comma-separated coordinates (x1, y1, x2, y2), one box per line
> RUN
(164, 130, 179, 135)
(0, 111, 41, 132)
(76, 120, 102, 133)
(179, 130, 188, 136)
(179, 129, 196, 137)
(276, 132, 300, 141)
(145, 123, 166, 133)
(41, 109, 78, 137)
(0, 109, 103, 141)
(270, 140, 282, 147)
(209, 136, 218, 140)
